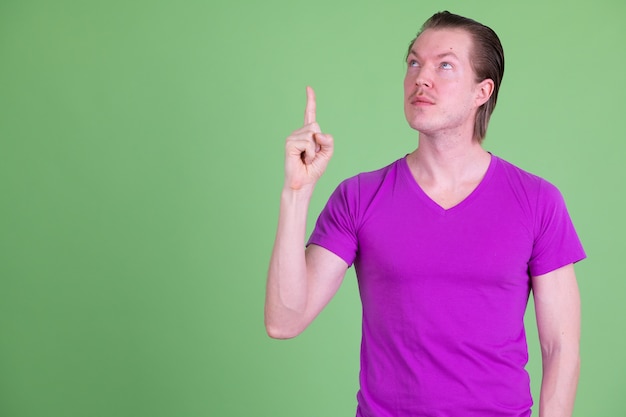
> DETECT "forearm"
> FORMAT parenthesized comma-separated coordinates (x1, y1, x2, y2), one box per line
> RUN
(533, 264, 581, 417)
(538, 345, 580, 417)
(265, 187, 314, 338)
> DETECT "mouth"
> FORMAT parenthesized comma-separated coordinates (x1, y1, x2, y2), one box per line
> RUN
(410, 95, 435, 106)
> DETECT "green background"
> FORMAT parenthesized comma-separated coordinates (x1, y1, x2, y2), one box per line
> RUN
(1, 0, 624, 415)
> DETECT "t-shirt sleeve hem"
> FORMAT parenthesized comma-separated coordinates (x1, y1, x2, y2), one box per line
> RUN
(306, 237, 355, 267)
(530, 253, 587, 277)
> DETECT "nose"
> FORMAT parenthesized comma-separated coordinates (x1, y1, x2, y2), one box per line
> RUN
(414, 67, 432, 88)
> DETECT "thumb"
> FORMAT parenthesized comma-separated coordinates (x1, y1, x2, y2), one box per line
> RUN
(314, 133, 334, 154)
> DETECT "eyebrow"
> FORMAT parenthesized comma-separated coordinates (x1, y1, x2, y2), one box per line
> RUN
(408, 49, 460, 61)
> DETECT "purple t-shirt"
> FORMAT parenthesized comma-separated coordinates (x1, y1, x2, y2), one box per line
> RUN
(308, 155, 586, 417)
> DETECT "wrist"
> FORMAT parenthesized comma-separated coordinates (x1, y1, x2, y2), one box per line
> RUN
(281, 184, 315, 203)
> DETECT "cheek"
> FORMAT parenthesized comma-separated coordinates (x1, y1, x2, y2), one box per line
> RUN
(403, 76, 413, 95)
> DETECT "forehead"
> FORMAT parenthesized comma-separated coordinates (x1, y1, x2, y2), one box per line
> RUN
(410, 28, 474, 60)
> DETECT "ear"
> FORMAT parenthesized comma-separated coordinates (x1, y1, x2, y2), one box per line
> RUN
(475, 78, 494, 107)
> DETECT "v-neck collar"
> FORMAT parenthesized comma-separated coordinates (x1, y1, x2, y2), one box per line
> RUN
(399, 153, 498, 215)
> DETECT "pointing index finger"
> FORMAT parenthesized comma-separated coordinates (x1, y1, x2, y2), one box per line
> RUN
(304, 86, 316, 125)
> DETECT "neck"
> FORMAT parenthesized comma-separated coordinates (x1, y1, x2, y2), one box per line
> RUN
(407, 132, 490, 185)
(406, 134, 491, 210)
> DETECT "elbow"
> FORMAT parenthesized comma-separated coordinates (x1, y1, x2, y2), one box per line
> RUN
(264, 302, 308, 339)
(266, 325, 297, 340)
(264, 318, 304, 340)
(540, 339, 581, 371)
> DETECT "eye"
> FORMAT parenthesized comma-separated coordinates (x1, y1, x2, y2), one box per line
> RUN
(408, 59, 419, 68)
(440, 62, 453, 69)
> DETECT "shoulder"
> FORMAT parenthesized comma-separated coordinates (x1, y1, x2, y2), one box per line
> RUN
(492, 155, 573, 233)
(338, 158, 406, 192)
(493, 155, 563, 202)
(324, 158, 407, 220)
(494, 155, 544, 186)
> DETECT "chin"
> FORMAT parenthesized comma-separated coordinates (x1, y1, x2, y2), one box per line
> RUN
(406, 118, 433, 133)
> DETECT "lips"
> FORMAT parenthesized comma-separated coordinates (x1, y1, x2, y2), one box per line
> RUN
(411, 95, 435, 105)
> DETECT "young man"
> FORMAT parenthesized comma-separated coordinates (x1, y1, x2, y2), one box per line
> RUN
(265, 11, 585, 417)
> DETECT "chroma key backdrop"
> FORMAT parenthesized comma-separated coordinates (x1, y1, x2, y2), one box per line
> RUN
(1, 0, 624, 416)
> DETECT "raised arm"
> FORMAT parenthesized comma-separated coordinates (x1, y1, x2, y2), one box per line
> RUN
(532, 263, 581, 417)
(265, 87, 348, 339)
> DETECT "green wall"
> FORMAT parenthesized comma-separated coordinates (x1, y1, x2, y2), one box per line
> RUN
(2, 0, 624, 415)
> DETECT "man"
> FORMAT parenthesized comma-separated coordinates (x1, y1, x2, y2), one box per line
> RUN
(265, 11, 585, 417)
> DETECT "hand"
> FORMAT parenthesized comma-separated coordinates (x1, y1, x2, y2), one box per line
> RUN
(284, 86, 334, 191)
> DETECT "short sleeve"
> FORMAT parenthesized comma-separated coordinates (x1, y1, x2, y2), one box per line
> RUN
(307, 178, 359, 266)
(528, 180, 586, 277)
